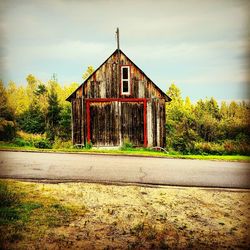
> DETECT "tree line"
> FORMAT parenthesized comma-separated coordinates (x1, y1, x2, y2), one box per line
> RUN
(0, 74, 249, 154)
(166, 84, 249, 155)
(0, 74, 78, 146)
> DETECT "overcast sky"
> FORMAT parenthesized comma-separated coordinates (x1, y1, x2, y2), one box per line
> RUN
(0, 0, 249, 102)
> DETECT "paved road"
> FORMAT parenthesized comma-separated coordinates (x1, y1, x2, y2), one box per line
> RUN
(0, 151, 249, 188)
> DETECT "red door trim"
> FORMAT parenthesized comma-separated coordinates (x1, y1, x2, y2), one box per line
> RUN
(86, 98, 148, 147)
(86, 100, 91, 144)
(143, 99, 147, 147)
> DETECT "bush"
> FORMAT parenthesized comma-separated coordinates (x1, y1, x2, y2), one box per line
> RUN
(193, 142, 225, 155)
(53, 137, 72, 149)
(171, 135, 195, 154)
(193, 141, 250, 155)
(17, 131, 45, 142)
(34, 139, 52, 149)
(13, 138, 32, 147)
(85, 141, 92, 149)
(223, 140, 250, 155)
(12, 131, 45, 147)
(121, 139, 134, 150)
(0, 119, 16, 141)
(17, 105, 46, 134)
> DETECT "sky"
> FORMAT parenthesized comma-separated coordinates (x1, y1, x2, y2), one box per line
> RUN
(0, 0, 249, 102)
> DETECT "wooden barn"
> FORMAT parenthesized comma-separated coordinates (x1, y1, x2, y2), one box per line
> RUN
(66, 32, 171, 148)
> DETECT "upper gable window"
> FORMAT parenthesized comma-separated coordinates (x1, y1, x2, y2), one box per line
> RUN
(121, 66, 130, 95)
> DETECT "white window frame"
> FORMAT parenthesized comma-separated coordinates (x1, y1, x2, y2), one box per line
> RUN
(121, 66, 130, 95)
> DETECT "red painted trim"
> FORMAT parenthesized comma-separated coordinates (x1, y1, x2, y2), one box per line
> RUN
(86, 100, 91, 143)
(86, 98, 148, 147)
(120, 65, 132, 96)
(143, 99, 147, 147)
(86, 98, 147, 103)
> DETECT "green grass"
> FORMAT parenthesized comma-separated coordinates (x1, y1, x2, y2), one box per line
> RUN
(0, 141, 249, 162)
(0, 180, 85, 247)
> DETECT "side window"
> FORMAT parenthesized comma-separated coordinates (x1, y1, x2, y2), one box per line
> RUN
(121, 66, 130, 95)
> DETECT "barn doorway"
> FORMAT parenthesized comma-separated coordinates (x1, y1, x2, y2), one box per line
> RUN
(89, 102, 119, 146)
(87, 98, 147, 147)
(121, 102, 144, 147)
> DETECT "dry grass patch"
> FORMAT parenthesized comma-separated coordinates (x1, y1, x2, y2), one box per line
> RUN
(0, 180, 249, 249)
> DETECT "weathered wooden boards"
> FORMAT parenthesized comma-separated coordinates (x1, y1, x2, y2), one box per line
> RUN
(68, 49, 170, 148)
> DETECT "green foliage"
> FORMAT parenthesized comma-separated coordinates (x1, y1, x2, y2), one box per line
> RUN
(85, 141, 93, 149)
(0, 182, 19, 207)
(13, 137, 32, 147)
(0, 81, 16, 140)
(34, 138, 52, 149)
(58, 104, 72, 140)
(193, 142, 225, 155)
(53, 137, 72, 149)
(0, 119, 16, 141)
(0, 81, 15, 121)
(1, 75, 249, 156)
(46, 85, 61, 141)
(17, 104, 46, 134)
(0, 182, 20, 225)
(121, 139, 134, 150)
(166, 83, 250, 155)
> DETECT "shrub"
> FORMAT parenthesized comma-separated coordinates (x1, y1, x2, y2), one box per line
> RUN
(223, 140, 250, 155)
(193, 142, 225, 155)
(193, 141, 250, 155)
(34, 139, 52, 149)
(85, 141, 93, 149)
(13, 138, 32, 147)
(17, 131, 45, 142)
(53, 137, 72, 149)
(121, 139, 134, 150)
(0, 119, 16, 141)
(15, 131, 45, 147)
(172, 135, 195, 154)
(17, 105, 46, 134)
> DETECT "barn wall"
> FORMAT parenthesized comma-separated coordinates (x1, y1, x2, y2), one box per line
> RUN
(82, 52, 165, 100)
(90, 102, 119, 146)
(71, 98, 166, 148)
(70, 50, 167, 148)
(87, 100, 145, 147)
(147, 99, 166, 148)
(72, 98, 83, 144)
(121, 102, 144, 146)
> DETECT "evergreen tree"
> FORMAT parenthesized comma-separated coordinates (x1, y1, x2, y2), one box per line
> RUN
(59, 104, 72, 140)
(0, 80, 16, 140)
(46, 86, 61, 141)
(18, 103, 46, 134)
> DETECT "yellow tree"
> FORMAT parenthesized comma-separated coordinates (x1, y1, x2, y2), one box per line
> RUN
(82, 66, 95, 80)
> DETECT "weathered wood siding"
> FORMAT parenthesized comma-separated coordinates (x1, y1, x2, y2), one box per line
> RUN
(70, 50, 168, 148)
(121, 102, 144, 146)
(79, 52, 165, 100)
(72, 98, 83, 144)
(90, 102, 118, 146)
(89, 101, 144, 147)
(72, 98, 165, 147)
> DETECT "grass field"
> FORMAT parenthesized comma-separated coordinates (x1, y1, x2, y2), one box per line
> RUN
(0, 142, 249, 162)
(0, 180, 250, 249)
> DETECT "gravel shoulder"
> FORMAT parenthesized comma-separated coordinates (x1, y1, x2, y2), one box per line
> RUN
(0, 179, 250, 249)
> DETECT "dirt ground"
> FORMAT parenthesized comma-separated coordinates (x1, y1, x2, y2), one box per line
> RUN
(0, 180, 250, 249)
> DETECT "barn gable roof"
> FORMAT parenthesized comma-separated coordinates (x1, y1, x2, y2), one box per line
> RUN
(66, 49, 171, 102)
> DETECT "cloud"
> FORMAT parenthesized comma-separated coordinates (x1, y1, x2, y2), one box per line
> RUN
(0, 0, 249, 101)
